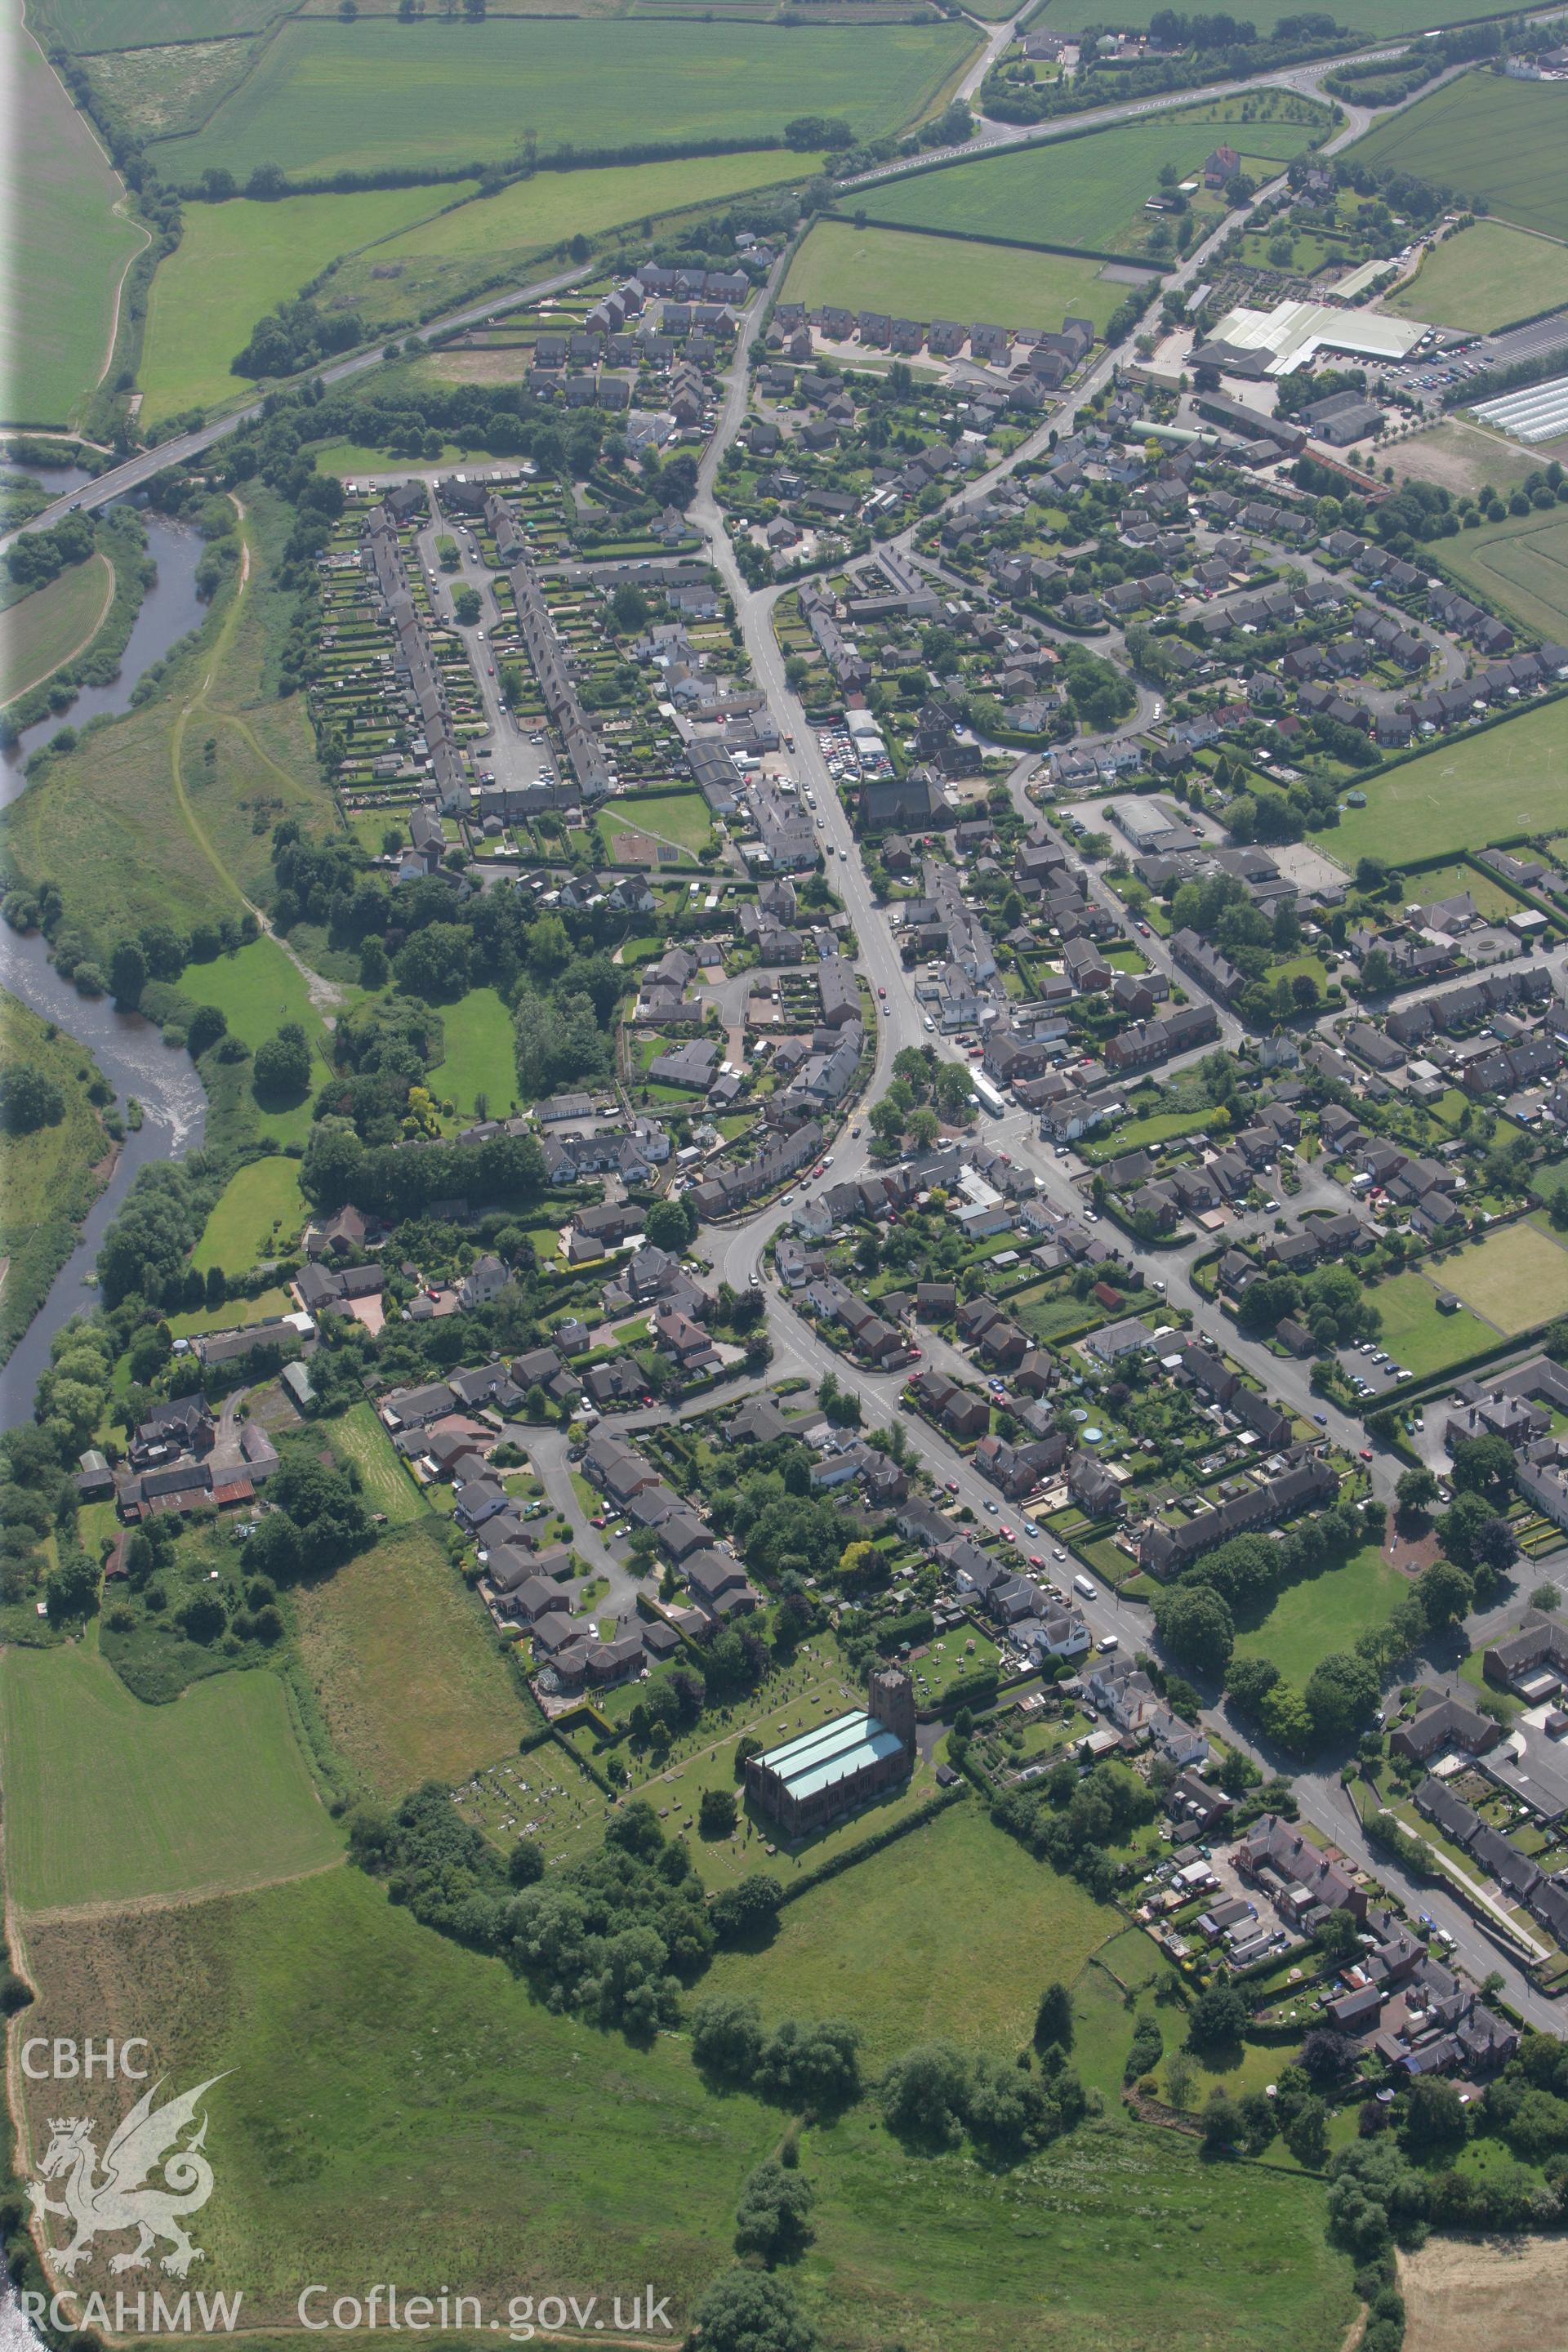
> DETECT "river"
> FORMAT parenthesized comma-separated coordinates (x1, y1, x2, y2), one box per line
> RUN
(1, 470, 211, 1428)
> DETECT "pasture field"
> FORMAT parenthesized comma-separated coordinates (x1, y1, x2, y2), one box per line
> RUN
(0, 991, 110, 1361)
(15, 1862, 1355, 2351)
(608, 786, 716, 855)
(2, 7, 144, 427)
(47, 0, 296, 44)
(1232, 1543, 1413, 1687)
(1435, 506, 1568, 648)
(1349, 73, 1568, 240)
(706, 1799, 1115, 2060)
(293, 1519, 525, 1797)
(783, 220, 1125, 332)
(1387, 219, 1568, 336)
(1321, 695, 1568, 867)
(425, 984, 519, 1120)
(1432, 1220, 1568, 1336)
(0, 552, 114, 704)
(336, 150, 802, 330)
(149, 17, 976, 184)
(139, 184, 467, 425)
(1365, 1267, 1494, 1370)
(0, 1642, 340, 1914)
(192, 1154, 305, 1274)
(320, 1401, 430, 1529)
(862, 95, 1327, 255)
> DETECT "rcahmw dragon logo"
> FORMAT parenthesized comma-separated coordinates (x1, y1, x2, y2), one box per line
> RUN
(30, 2075, 229, 2278)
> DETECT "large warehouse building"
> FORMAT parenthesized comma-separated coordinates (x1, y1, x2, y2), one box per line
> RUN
(746, 1666, 917, 1837)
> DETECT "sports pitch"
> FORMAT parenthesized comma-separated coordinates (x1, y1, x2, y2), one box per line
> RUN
(1321, 694, 1568, 867)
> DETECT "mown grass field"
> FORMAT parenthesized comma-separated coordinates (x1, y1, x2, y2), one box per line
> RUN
(1365, 1267, 1494, 1369)
(706, 1799, 1116, 2060)
(1435, 507, 1568, 648)
(425, 984, 518, 1120)
(609, 786, 716, 855)
(293, 1517, 525, 1798)
(192, 1154, 305, 1274)
(179, 937, 334, 1057)
(1321, 694, 1568, 866)
(139, 183, 467, 424)
(1387, 219, 1568, 336)
(3, 7, 144, 426)
(321, 1400, 430, 1528)
(783, 220, 1126, 332)
(150, 17, 975, 183)
(1350, 72, 1568, 241)
(1433, 1221, 1568, 1336)
(336, 150, 802, 330)
(862, 96, 1328, 256)
(0, 551, 114, 703)
(0, 1642, 340, 1914)
(1232, 1541, 1413, 1686)
(0, 991, 110, 1361)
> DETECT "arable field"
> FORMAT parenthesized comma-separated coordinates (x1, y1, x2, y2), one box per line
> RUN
(1387, 219, 1568, 336)
(0, 551, 114, 704)
(149, 17, 976, 184)
(1348, 72, 1568, 241)
(1232, 1543, 1412, 1686)
(0, 1642, 340, 1914)
(706, 1799, 1116, 2060)
(334, 150, 803, 331)
(138, 184, 466, 425)
(293, 1518, 525, 1798)
(1435, 506, 1568, 648)
(0, 991, 110, 1362)
(425, 984, 519, 1120)
(1321, 695, 1568, 867)
(2, 7, 145, 427)
(1397, 2234, 1568, 2352)
(1428, 1220, 1568, 1337)
(1365, 1267, 1494, 1371)
(862, 96, 1328, 256)
(192, 1154, 305, 1274)
(783, 220, 1127, 332)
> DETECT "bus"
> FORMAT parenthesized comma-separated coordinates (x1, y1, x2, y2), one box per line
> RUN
(970, 1071, 1006, 1120)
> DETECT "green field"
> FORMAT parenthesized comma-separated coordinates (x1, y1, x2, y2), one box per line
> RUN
(294, 1517, 527, 1798)
(1232, 1542, 1412, 1686)
(1436, 506, 1568, 648)
(150, 17, 975, 184)
(139, 183, 466, 425)
(166, 1282, 293, 1336)
(47, 0, 296, 45)
(706, 1799, 1116, 2060)
(1321, 694, 1568, 867)
(335, 150, 801, 329)
(1365, 1267, 1494, 1370)
(0, 1642, 340, 1914)
(1430, 1220, 1568, 1338)
(1035, 0, 1491, 32)
(192, 1154, 305, 1274)
(0, 991, 110, 1361)
(783, 219, 1126, 332)
(321, 1401, 431, 1529)
(180, 937, 334, 1058)
(1349, 73, 1568, 241)
(0, 552, 114, 703)
(609, 786, 716, 856)
(2, 7, 144, 426)
(1388, 218, 1568, 336)
(425, 984, 519, 1120)
(862, 96, 1328, 256)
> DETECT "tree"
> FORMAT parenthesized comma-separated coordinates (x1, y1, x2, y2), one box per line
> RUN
(1187, 1980, 1247, 2054)
(1034, 1980, 1073, 2053)
(1403, 2073, 1467, 2153)
(0, 1063, 64, 1135)
(109, 939, 147, 1008)
(1285, 2096, 1330, 2170)
(451, 585, 482, 625)
(1396, 1465, 1438, 1519)
(733, 2159, 816, 2265)
(690, 2270, 816, 2352)
(1449, 1433, 1516, 1500)
(1298, 2027, 1355, 2092)
(1201, 2087, 1242, 2153)
(699, 1787, 737, 1838)
(1156, 1583, 1235, 1680)
(1416, 1556, 1472, 1633)
(610, 582, 649, 633)
(880, 2041, 971, 2147)
(690, 1993, 764, 2083)
(1438, 1490, 1515, 1575)
(644, 1196, 689, 1254)
(507, 1836, 545, 1886)
(1303, 1650, 1379, 1744)
(252, 1022, 312, 1107)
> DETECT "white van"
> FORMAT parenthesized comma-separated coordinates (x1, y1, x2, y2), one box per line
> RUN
(1073, 1573, 1098, 1601)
